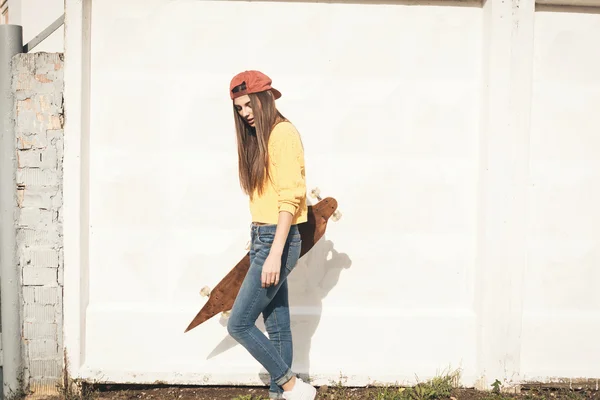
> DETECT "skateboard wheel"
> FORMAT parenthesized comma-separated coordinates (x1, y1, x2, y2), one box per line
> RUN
(200, 286, 211, 297)
(332, 210, 342, 222)
(222, 310, 231, 318)
(310, 187, 321, 200)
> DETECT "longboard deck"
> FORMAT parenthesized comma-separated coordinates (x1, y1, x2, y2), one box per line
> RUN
(184, 197, 338, 333)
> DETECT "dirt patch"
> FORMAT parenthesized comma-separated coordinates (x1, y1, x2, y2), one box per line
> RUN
(36, 385, 600, 400)
(94, 385, 270, 400)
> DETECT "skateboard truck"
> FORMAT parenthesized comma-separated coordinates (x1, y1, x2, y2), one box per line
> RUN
(310, 187, 342, 222)
(200, 286, 232, 318)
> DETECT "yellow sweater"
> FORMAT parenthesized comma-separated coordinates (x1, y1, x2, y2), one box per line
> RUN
(249, 121, 307, 225)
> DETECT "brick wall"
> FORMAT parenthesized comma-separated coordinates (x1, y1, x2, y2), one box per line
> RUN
(12, 52, 65, 395)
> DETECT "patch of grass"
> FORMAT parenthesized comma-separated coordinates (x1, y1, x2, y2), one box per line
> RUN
(483, 393, 516, 400)
(374, 386, 408, 400)
(326, 372, 353, 399)
(374, 369, 461, 400)
(492, 380, 503, 394)
(232, 395, 268, 400)
(56, 379, 97, 400)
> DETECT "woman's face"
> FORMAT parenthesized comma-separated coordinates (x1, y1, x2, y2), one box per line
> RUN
(234, 95, 254, 127)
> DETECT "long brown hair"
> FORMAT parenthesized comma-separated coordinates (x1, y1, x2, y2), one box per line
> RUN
(233, 90, 286, 198)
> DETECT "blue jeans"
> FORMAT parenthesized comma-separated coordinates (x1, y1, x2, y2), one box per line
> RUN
(227, 223, 302, 399)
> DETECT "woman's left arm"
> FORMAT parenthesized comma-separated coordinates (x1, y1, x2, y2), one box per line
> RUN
(270, 211, 294, 256)
(261, 211, 293, 288)
(261, 125, 305, 288)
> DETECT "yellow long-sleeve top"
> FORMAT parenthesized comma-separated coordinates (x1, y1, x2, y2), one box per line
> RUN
(250, 121, 308, 225)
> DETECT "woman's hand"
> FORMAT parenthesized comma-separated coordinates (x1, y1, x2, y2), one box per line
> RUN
(262, 252, 282, 288)
(261, 210, 293, 288)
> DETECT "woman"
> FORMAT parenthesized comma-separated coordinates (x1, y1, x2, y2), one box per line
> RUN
(226, 70, 317, 400)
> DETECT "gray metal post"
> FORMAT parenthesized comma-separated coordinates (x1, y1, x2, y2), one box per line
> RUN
(0, 24, 24, 399)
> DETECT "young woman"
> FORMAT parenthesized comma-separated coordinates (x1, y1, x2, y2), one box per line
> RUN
(226, 70, 317, 400)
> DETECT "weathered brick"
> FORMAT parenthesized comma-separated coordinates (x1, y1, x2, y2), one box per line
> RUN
(35, 287, 61, 305)
(17, 147, 57, 168)
(23, 304, 57, 323)
(16, 168, 59, 187)
(52, 91, 63, 108)
(17, 132, 48, 150)
(18, 98, 34, 111)
(34, 80, 63, 94)
(32, 248, 60, 268)
(16, 109, 39, 131)
(23, 286, 36, 304)
(48, 115, 62, 130)
(29, 377, 62, 394)
(34, 112, 61, 130)
(29, 359, 61, 378)
(38, 94, 50, 111)
(18, 186, 59, 209)
(47, 129, 63, 141)
(35, 74, 53, 83)
(28, 339, 59, 360)
(18, 208, 53, 227)
(48, 64, 64, 80)
(36, 95, 62, 117)
(51, 191, 63, 210)
(23, 322, 58, 340)
(17, 188, 25, 208)
(22, 267, 58, 286)
(48, 64, 64, 82)
(20, 192, 54, 209)
(15, 72, 33, 90)
(34, 53, 62, 72)
(15, 90, 35, 101)
(18, 228, 60, 246)
(53, 136, 64, 163)
(20, 247, 59, 268)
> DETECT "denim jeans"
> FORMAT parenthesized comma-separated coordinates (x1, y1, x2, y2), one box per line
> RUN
(227, 223, 302, 399)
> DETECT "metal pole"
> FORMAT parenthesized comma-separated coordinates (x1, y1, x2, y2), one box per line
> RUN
(23, 13, 65, 53)
(0, 24, 24, 399)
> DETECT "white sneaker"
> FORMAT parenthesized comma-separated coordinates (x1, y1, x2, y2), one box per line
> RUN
(282, 377, 317, 400)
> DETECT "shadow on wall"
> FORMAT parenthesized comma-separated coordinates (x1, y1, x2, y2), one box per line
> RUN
(205, 198, 352, 384)
(283, 237, 352, 381)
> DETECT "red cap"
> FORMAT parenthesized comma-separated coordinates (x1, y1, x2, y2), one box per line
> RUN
(229, 70, 282, 100)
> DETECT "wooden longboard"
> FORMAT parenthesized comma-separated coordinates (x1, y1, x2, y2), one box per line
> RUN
(184, 194, 339, 333)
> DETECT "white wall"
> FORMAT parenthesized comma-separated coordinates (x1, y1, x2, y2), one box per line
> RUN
(8, 0, 63, 52)
(62, 0, 600, 390)
(521, 7, 600, 381)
